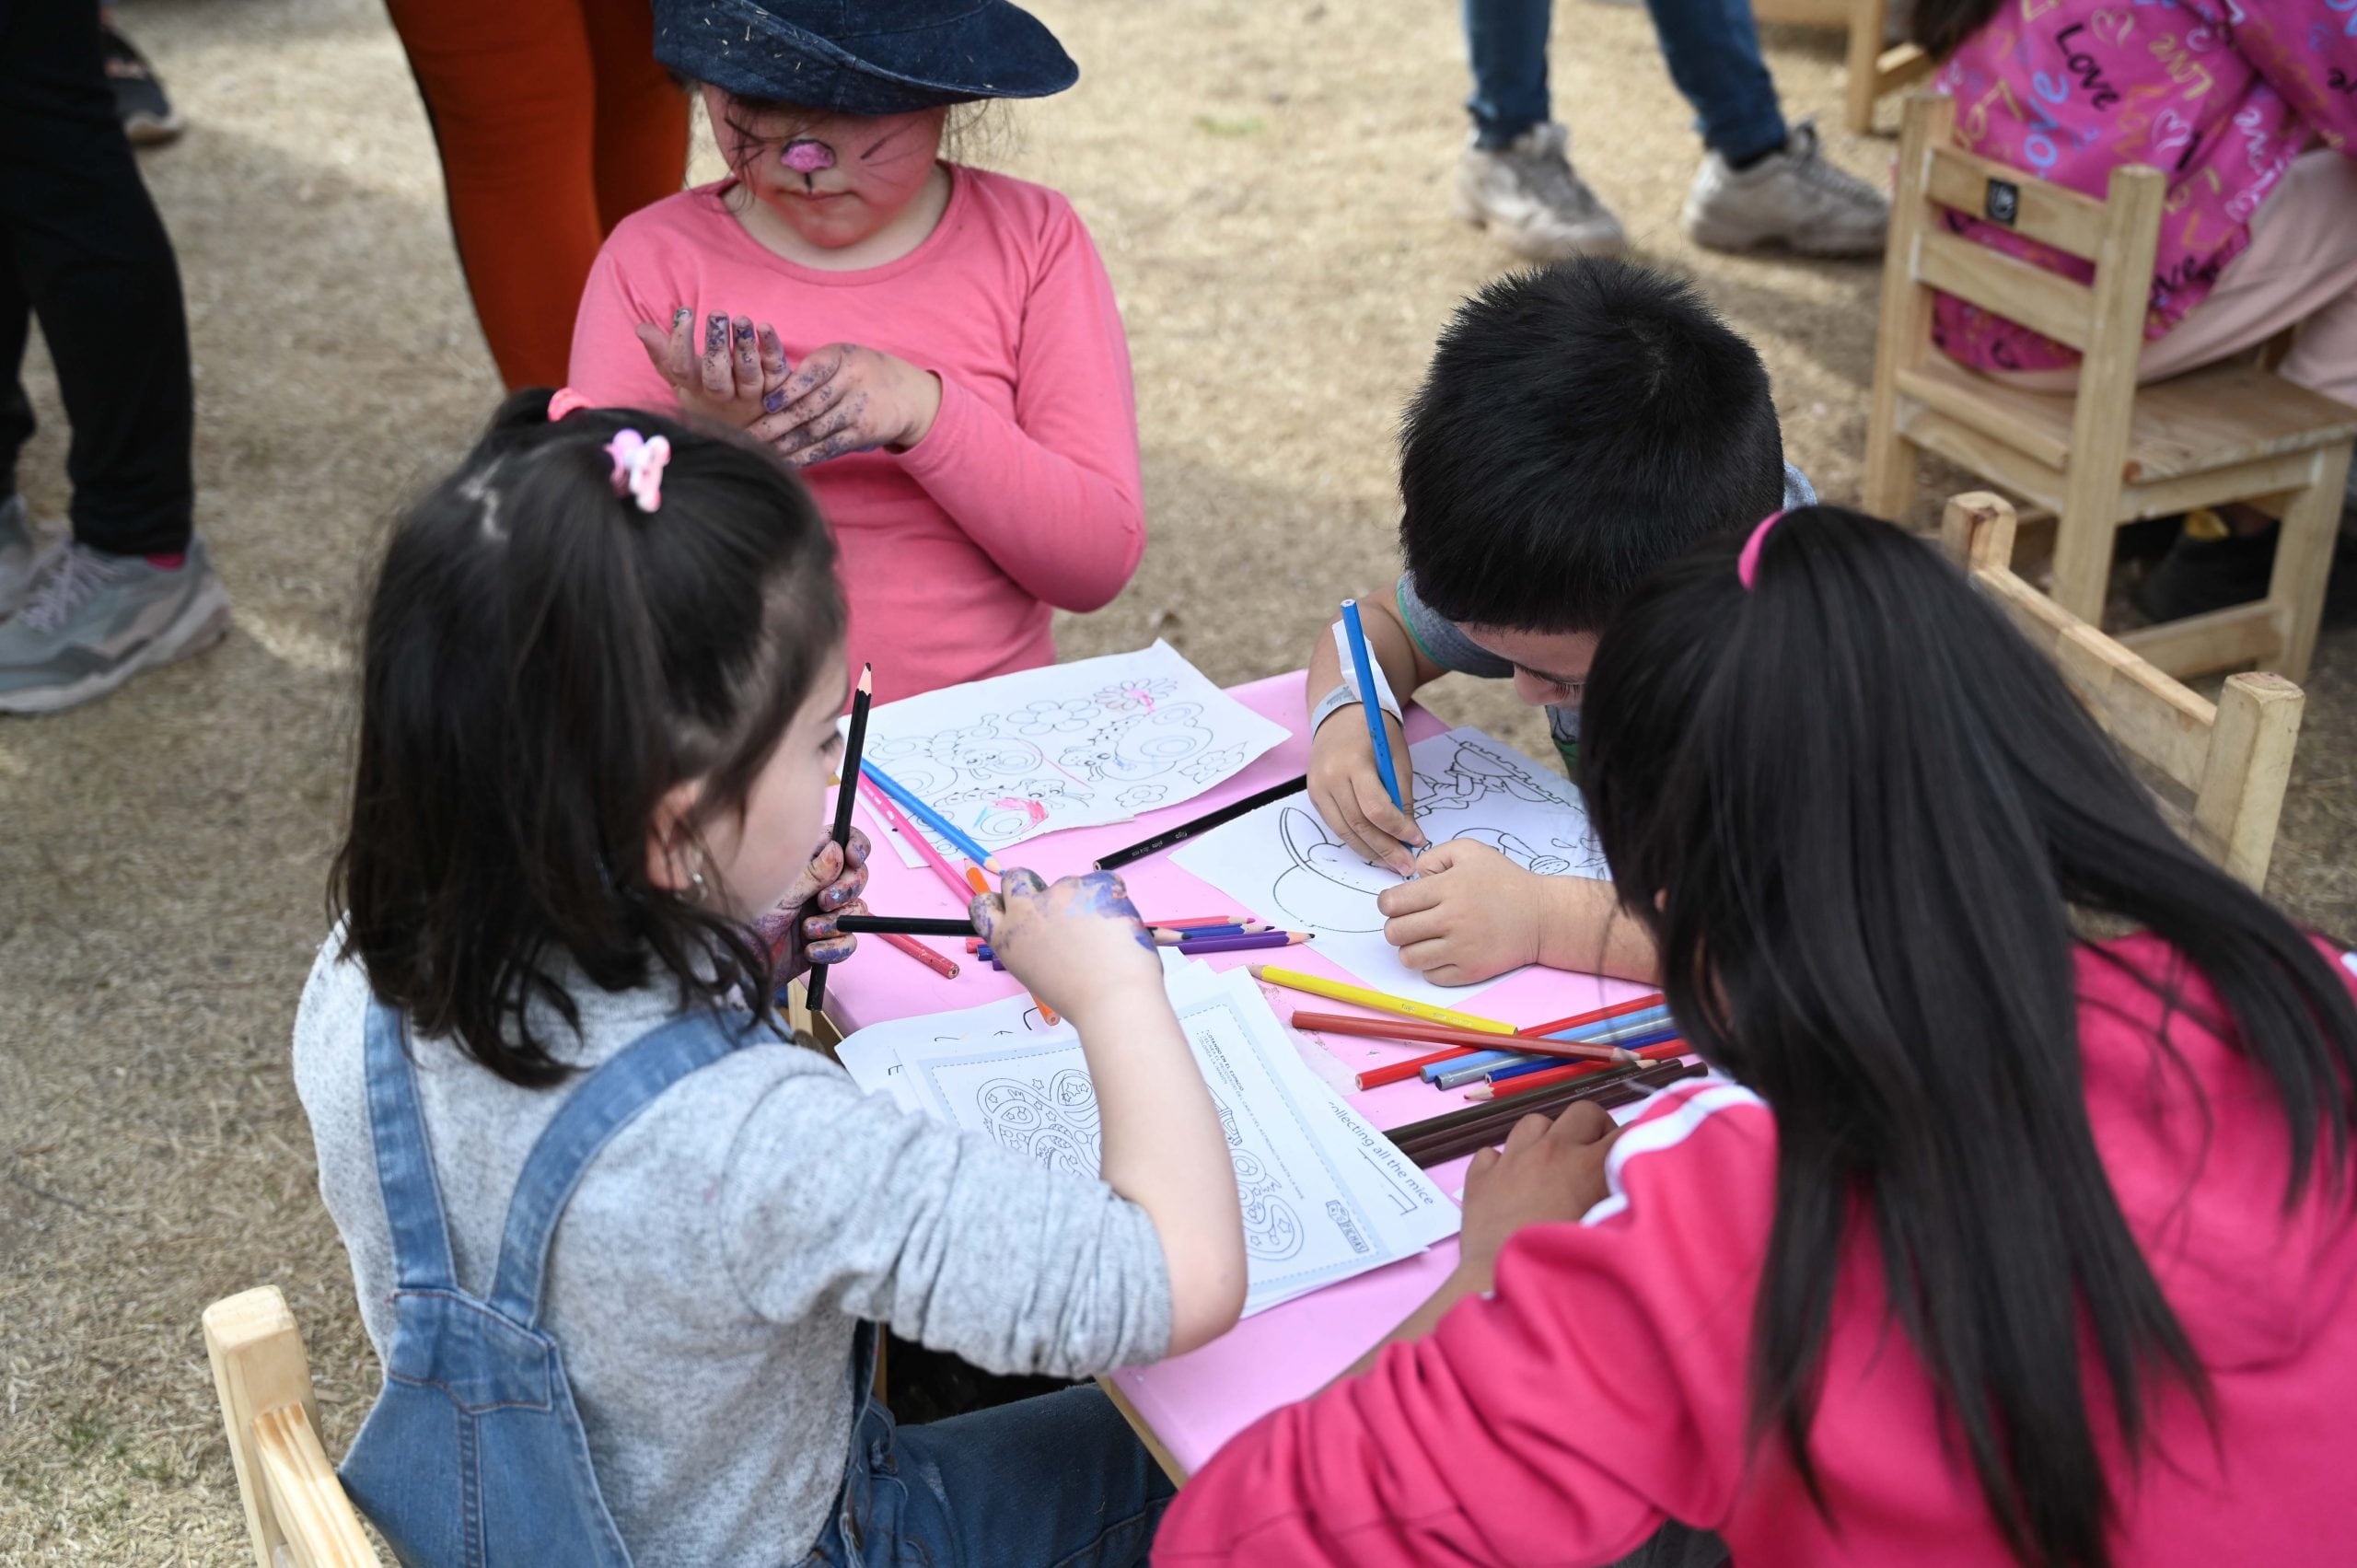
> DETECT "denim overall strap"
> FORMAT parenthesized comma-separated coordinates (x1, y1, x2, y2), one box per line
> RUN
(362, 999, 460, 1290)
(484, 1008, 761, 1326)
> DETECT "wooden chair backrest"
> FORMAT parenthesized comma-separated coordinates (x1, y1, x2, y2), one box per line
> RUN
(1890, 94, 2165, 494)
(203, 1287, 381, 1568)
(1940, 494, 2303, 889)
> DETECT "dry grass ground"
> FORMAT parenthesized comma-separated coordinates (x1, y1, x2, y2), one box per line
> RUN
(1, 0, 2350, 1557)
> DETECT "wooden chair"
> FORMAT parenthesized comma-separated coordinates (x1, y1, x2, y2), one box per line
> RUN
(204, 1286, 381, 1568)
(1942, 493, 2304, 889)
(1750, 0, 1932, 134)
(1865, 93, 2357, 683)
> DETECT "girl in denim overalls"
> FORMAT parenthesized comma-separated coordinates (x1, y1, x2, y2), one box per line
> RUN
(295, 391, 1246, 1567)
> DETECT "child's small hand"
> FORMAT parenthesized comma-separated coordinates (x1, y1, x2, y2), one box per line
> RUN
(634, 309, 790, 429)
(1456, 1100, 1620, 1290)
(1377, 838, 1541, 985)
(748, 343, 942, 467)
(758, 829, 871, 974)
(1307, 706, 1424, 876)
(970, 868, 1158, 1021)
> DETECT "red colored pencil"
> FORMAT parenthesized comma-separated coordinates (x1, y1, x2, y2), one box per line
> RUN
(1468, 1040, 1689, 1100)
(1516, 992, 1668, 1039)
(1299, 1010, 1627, 1056)
(877, 931, 959, 980)
(1353, 1045, 1480, 1091)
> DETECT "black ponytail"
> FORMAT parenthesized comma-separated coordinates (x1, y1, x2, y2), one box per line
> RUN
(1580, 505, 2357, 1567)
(331, 390, 844, 1085)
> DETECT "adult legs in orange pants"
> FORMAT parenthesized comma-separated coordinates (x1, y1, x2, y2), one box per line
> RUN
(385, 0, 688, 390)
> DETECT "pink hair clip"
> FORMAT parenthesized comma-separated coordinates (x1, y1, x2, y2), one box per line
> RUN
(547, 387, 593, 421)
(1736, 511, 1784, 590)
(605, 429, 670, 513)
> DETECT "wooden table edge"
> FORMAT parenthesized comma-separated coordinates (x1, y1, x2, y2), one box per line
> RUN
(1098, 1374, 1190, 1486)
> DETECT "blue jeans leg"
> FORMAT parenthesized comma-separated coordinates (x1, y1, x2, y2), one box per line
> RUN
(1639, 0, 1788, 165)
(874, 1386, 1173, 1568)
(1463, 0, 1551, 147)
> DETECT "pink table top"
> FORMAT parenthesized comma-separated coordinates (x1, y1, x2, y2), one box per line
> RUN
(826, 671, 1645, 1473)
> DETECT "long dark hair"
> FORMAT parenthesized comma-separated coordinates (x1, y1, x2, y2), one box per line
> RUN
(1579, 505, 2357, 1567)
(1909, 0, 2004, 61)
(331, 391, 844, 1086)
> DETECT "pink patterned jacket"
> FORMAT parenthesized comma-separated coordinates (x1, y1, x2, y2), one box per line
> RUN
(1933, 0, 2357, 374)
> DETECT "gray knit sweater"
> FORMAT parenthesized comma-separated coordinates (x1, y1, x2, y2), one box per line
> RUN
(291, 935, 1171, 1567)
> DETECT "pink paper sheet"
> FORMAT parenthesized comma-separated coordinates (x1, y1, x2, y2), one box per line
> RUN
(825, 671, 1647, 1471)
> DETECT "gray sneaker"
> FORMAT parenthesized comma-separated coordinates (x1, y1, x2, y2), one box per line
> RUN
(1681, 121, 1889, 258)
(1454, 122, 1626, 261)
(0, 495, 63, 620)
(0, 535, 230, 714)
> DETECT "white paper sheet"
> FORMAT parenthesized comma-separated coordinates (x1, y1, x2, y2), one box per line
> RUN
(836, 962, 1458, 1316)
(855, 641, 1289, 868)
(1171, 726, 1610, 1006)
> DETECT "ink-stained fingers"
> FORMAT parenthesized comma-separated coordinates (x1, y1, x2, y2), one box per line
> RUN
(774, 400, 865, 459)
(700, 312, 733, 399)
(1001, 866, 1048, 898)
(842, 826, 871, 867)
(968, 891, 1005, 944)
(749, 374, 848, 447)
(818, 860, 866, 910)
(757, 325, 791, 411)
(806, 935, 856, 964)
(786, 430, 877, 470)
(779, 343, 850, 405)
(731, 316, 761, 397)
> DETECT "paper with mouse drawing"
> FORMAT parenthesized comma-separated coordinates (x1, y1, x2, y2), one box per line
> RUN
(1170, 726, 1609, 1006)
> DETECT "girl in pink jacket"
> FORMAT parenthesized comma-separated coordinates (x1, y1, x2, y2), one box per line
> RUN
(565, 0, 1143, 704)
(1155, 506, 2357, 1568)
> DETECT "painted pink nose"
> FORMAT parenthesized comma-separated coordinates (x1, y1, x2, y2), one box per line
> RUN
(783, 139, 836, 173)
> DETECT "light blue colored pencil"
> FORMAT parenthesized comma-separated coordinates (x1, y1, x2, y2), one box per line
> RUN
(1431, 1051, 1553, 1091)
(859, 760, 1002, 874)
(1421, 1046, 1538, 1084)
(1541, 1004, 1673, 1042)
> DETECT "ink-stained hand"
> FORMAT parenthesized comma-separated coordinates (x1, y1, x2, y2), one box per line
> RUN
(757, 829, 871, 974)
(1378, 838, 1541, 986)
(1307, 703, 1423, 876)
(634, 309, 790, 429)
(1456, 1100, 1620, 1290)
(971, 868, 1158, 1021)
(746, 343, 942, 468)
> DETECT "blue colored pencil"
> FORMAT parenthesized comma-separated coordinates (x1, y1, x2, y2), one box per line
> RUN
(1485, 1028, 1680, 1084)
(860, 760, 1002, 874)
(1423, 1047, 1544, 1085)
(1340, 599, 1405, 815)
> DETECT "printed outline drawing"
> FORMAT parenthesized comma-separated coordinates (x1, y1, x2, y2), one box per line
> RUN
(1271, 807, 1395, 933)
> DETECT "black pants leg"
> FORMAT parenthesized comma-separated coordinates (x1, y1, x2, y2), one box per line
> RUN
(0, 0, 192, 555)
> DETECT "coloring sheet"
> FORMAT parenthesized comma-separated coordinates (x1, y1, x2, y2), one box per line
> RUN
(1172, 726, 1610, 1007)
(855, 641, 1289, 868)
(838, 962, 1458, 1316)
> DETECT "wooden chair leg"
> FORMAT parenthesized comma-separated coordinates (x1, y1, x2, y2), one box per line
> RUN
(2049, 493, 2121, 626)
(1863, 97, 1944, 520)
(2195, 671, 2305, 889)
(204, 1287, 378, 1568)
(1844, 0, 1887, 134)
(2265, 442, 2351, 682)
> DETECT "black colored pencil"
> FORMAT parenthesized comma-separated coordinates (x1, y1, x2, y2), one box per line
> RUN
(1093, 773, 1311, 871)
(804, 664, 873, 1016)
(837, 914, 978, 937)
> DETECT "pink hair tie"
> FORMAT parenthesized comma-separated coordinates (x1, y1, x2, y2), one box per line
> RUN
(604, 429, 670, 513)
(547, 388, 593, 421)
(1736, 511, 1784, 590)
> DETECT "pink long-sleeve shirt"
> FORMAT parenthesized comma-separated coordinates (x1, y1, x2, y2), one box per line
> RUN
(1157, 935, 2357, 1568)
(1933, 0, 2357, 375)
(568, 169, 1144, 703)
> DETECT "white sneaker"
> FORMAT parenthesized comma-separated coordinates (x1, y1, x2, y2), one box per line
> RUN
(0, 495, 64, 620)
(1454, 122, 1626, 261)
(1681, 121, 1888, 258)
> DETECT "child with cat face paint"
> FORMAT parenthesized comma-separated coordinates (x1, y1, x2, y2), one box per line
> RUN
(566, 0, 1145, 704)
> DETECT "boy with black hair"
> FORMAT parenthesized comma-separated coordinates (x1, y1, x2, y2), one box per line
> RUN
(1303, 258, 1812, 984)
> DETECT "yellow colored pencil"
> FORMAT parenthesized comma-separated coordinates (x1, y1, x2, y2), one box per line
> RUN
(1246, 965, 1517, 1035)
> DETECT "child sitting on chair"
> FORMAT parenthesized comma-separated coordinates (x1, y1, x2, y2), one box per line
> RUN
(1301, 258, 1814, 987)
(296, 393, 1242, 1568)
